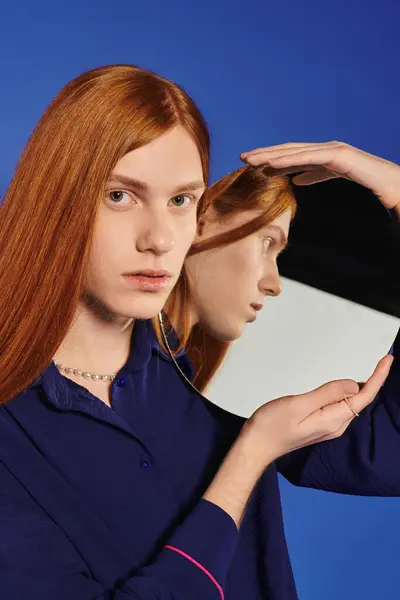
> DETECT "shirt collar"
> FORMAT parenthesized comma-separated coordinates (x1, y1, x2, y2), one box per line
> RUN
(29, 318, 189, 410)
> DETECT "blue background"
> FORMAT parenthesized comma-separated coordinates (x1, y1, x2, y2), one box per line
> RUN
(1, 1, 399, 597)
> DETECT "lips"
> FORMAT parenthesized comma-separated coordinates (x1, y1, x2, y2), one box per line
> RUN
(122, 270, 172, 293)
(250, 303, 263, 312)
(123, 269, 172, 278)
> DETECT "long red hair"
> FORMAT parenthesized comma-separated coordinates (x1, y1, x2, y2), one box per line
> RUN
(0, 64, 210, 407)
(155, 167, 297, 392)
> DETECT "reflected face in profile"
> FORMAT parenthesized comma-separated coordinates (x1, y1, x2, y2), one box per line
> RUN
(185, 209, 291, 341)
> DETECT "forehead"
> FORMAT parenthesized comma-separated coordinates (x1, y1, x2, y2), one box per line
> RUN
(215, 207, 292, 236)
(268, 210, 292, 235)
(112, 126, 204, 192)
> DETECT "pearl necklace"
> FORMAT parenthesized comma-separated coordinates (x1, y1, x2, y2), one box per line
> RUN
(52, 361, 116, 382)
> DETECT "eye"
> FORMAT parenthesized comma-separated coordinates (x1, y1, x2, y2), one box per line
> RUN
(107, 190, 132, 205)
(263, 237, 274, 252)
(170, 194, 193, 209)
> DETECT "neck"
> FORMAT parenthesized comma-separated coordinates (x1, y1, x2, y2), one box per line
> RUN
(188, 305, 199, 331)
(168, 303, 199, 341)
(53, 293, 135, 374)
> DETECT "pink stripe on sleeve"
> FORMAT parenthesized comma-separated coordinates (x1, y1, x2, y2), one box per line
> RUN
(164, 544, 224, 600)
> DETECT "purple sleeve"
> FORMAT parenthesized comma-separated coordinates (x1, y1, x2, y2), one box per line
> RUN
(277, 328, 400, 496)
(0, 463, 238, 600)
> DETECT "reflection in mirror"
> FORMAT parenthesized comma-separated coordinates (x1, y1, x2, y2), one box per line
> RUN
(156, 147, 400, 397)
(155, 165, 296, 394)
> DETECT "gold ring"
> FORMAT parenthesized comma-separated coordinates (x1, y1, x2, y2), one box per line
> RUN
(344, 396, 360, 418)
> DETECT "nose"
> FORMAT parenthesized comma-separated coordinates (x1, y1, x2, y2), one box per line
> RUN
(259, 263, 282, 297)
(136, 210, 175, 255)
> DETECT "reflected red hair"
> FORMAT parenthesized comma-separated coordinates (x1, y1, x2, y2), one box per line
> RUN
(0, 64, 210, 406)
(154, 166, 297, 392)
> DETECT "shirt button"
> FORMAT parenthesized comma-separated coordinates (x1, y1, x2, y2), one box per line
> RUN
(139, 459, 151, 471)
(115, 377, 126, 388)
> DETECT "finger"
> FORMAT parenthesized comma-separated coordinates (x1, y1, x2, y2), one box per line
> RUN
(296, 402, 355, 445)
(261, 164, 322, 177)
(292, 169, 340, 186)
(311, 355, 393, 433)
(244, 147, 331, 165)
(351, 355, 394, 414)
(241, 141, 342, 158)
(299, 378, 360, 421)
(244, 148, 343, 169)
(242, 143, 313, 157)
(304, 396, 357, 436)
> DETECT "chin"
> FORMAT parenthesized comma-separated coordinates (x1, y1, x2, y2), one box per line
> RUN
(131, 302, 166, 320)
(224, 329, 243, 342)
(205, 320, 244, 343)
(110, 295, 168, 321)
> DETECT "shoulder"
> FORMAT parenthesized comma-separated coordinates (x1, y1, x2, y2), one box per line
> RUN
(0, 405, 49, 518)
(0, 391, 45, 482)
(201, 396, 246, 440)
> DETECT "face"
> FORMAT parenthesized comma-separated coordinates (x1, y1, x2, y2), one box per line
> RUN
(85, 125, 205, 322)
(185, 208, 291, 341)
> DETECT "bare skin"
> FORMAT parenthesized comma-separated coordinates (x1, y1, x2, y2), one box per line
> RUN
(53, 126, 205, 406)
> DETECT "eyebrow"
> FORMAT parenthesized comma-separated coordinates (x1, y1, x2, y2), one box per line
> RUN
(107, 173, 206, 195)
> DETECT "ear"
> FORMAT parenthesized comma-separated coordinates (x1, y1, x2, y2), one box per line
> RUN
(195, 209, 218, 241)
(196, 216, 207, 237)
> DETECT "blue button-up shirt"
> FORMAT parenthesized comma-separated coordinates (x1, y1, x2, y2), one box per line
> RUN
(0, 318, 399, 600)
